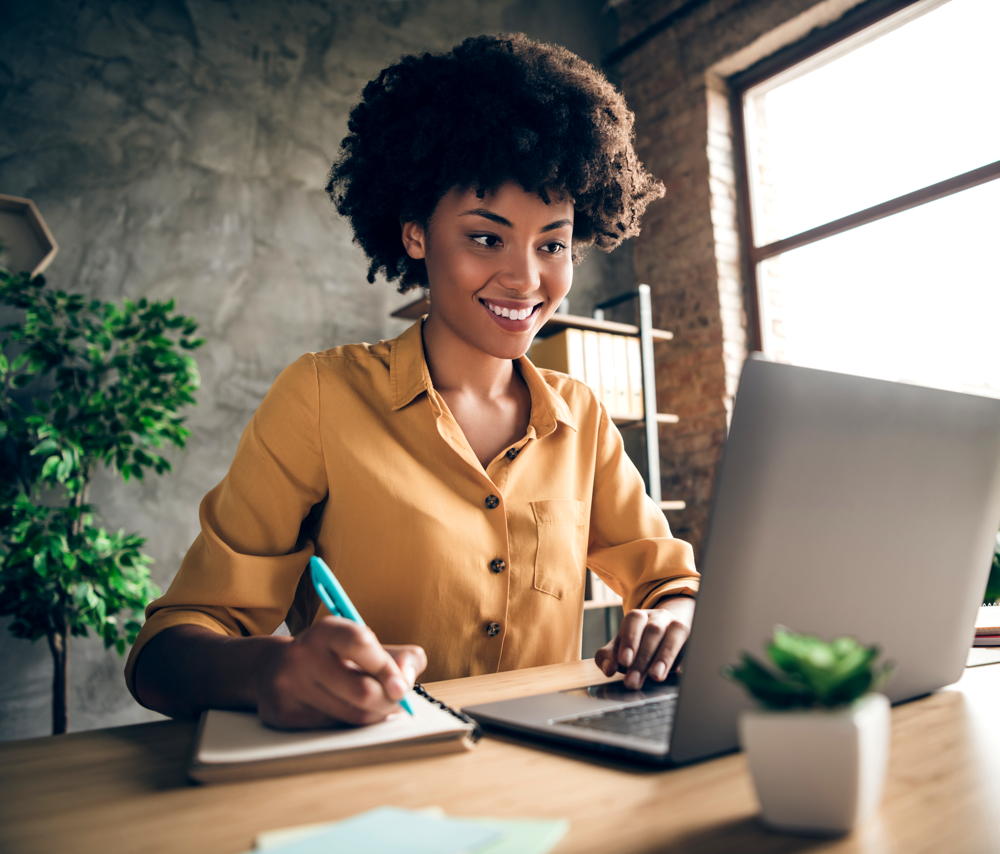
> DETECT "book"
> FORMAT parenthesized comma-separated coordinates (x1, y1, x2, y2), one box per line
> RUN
(581, 329, 605, 411)
(974, 604, 1000, 647)
(188, 684, 481, 784)
(625, 333, 643, 420)
(609, 333, 631, 420)
(527, 328, 585, 378)
(528, 329, 642, 421)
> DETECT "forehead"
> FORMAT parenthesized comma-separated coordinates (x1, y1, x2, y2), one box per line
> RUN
(434, 182, 574, 222)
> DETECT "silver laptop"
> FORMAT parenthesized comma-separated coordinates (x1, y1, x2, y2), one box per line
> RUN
(463, 354, 1000, 766)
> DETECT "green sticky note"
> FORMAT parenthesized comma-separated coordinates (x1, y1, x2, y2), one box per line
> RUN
(469, 818, 569, 854)
(250, 807, 501, 854)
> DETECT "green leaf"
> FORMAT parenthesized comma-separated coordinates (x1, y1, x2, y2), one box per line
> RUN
(32, 551, 48, 576)
(41, 455, 60, 480)
(728, 627, 890, 710)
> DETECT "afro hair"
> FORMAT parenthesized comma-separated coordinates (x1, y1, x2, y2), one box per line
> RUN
(326, 32, 665, 293)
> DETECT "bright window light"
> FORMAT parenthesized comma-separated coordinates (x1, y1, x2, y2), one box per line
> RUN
(742, 0, 1000, 397)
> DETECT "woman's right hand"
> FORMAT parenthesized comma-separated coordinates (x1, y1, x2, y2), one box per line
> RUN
(253, 616, 427, 729)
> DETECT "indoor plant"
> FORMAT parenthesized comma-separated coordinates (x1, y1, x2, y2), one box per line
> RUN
(0, 269, 203, 734)
(985, 530, 1000, 603)
(725, 627, 894, 835)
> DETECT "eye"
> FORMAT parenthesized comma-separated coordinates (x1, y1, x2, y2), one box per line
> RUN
(541, 241, 567, 254)
(470, 233, 502, 248)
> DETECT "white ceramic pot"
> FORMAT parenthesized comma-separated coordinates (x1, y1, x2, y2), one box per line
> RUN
(739, 692, 890, 835)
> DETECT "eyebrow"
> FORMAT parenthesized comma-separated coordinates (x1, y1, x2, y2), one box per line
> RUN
(459, 208, 573, 233)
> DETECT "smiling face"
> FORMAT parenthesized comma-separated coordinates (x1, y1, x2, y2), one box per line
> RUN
(401, 182, 574, 363)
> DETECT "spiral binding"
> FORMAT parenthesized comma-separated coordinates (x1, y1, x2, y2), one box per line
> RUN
(413, 683, 483, 742)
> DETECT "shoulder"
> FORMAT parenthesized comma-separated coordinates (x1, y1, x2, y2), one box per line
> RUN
(268, 339, 393, 408)
(294, 341, 390, 385)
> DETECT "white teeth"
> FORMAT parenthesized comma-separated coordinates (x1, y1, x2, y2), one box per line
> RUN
(484, 301, 534, 321)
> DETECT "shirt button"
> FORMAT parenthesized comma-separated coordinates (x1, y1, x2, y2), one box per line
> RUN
(505, 447, 519, 461)
(484, 494, 500, 509)
(485, 621, 502, 637)
(489, 557, 506, 574)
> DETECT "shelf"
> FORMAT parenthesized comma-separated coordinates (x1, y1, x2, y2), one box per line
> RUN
(583, 598, 622, 611)
(390, 296, 431, 320)
(389, 296, 674, 341)
(660, 500, 686, 511)
(536, 313, 673, 342)
(615, 413, 680, 429)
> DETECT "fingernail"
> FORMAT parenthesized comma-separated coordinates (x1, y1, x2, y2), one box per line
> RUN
(388, 677, 406, 700)
(620, 647, 634, 667)
(652, 662, 667, 681)
(626, 671, 641, 689)
(402, 664, 416, 685)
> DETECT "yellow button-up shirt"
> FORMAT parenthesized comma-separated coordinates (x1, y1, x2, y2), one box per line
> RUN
(124, 319, 699, 697)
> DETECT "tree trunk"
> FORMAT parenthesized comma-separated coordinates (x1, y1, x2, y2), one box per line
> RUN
(47, 621, 68, 735)
(48, 474, 88, 735)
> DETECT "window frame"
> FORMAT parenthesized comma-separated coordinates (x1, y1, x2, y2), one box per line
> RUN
(728, 0, 1000, 354)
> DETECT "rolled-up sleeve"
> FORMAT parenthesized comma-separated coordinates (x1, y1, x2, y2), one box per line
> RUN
(586, 404, 699, 613)
(124, 354, 328, 700)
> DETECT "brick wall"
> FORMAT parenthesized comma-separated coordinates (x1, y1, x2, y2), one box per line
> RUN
(610, 0, 867, 558)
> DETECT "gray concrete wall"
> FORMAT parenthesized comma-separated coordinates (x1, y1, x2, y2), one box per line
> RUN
(0, 0, 635, 739)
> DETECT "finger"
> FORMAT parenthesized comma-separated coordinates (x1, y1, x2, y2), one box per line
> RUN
(647, 622, 691, 682)
(616, 610, 649, 671)
(386, 645, 428, 686)
(310, 658, 403, 722)
(259, 656, 396, 730)
(628, 613, 669, 682)
(266, 681, 394, 729)
(594, 638, 619, 677)
(318, 619, 409, 702)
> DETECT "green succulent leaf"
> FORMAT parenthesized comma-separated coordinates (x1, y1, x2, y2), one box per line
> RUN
(726, 626, 895, 710)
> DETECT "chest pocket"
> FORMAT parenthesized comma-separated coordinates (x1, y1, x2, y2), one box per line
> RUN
(530, 499, 588, 599)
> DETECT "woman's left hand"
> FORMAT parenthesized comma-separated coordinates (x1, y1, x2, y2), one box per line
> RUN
(594, 596, 696, 689)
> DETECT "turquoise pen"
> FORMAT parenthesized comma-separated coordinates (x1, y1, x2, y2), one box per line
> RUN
(309, 555, 415, 716)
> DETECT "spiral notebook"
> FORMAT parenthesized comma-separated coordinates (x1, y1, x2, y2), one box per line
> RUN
(974, 604, 1000, 646)
(188, 685, 481, 784)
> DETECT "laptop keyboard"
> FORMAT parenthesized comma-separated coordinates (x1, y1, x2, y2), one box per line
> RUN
(554, 694, 677, 741)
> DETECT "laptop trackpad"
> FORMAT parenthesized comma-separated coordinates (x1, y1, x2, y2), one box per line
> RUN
(559, 676, 679, 704)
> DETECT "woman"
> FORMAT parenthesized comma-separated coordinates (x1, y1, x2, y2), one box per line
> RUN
(127, 33, 699, 729)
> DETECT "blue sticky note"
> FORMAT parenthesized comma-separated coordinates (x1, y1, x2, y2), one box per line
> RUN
(254, 807, 502, 854)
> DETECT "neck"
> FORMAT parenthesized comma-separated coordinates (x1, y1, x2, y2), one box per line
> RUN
(421, 314, 520, 400)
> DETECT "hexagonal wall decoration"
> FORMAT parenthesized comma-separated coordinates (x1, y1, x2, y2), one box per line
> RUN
(0, 194, 59, 276)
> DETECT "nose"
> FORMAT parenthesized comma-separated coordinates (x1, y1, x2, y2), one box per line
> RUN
(496, 246, 540, 295)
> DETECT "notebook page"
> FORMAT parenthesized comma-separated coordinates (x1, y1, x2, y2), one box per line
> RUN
(197, 690, 466, 765)
(976, 604, 1000, 634)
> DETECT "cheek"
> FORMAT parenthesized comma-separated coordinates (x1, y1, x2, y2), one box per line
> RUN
(431, 250, 491, 292)
(550, 259, 573, 297)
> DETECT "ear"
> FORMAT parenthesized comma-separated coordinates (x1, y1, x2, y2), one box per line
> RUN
(401, 221, 427, 260)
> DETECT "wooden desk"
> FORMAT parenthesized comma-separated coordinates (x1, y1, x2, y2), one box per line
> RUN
(2, 659, 999, 854)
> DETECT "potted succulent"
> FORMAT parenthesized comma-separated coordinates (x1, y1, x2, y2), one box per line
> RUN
(725, 627, 895, 835)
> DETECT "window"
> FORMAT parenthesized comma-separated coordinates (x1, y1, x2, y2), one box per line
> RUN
(733, 0, 1000, 397)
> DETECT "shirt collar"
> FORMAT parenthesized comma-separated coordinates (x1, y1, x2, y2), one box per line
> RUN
(388, 318, 578, 435)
